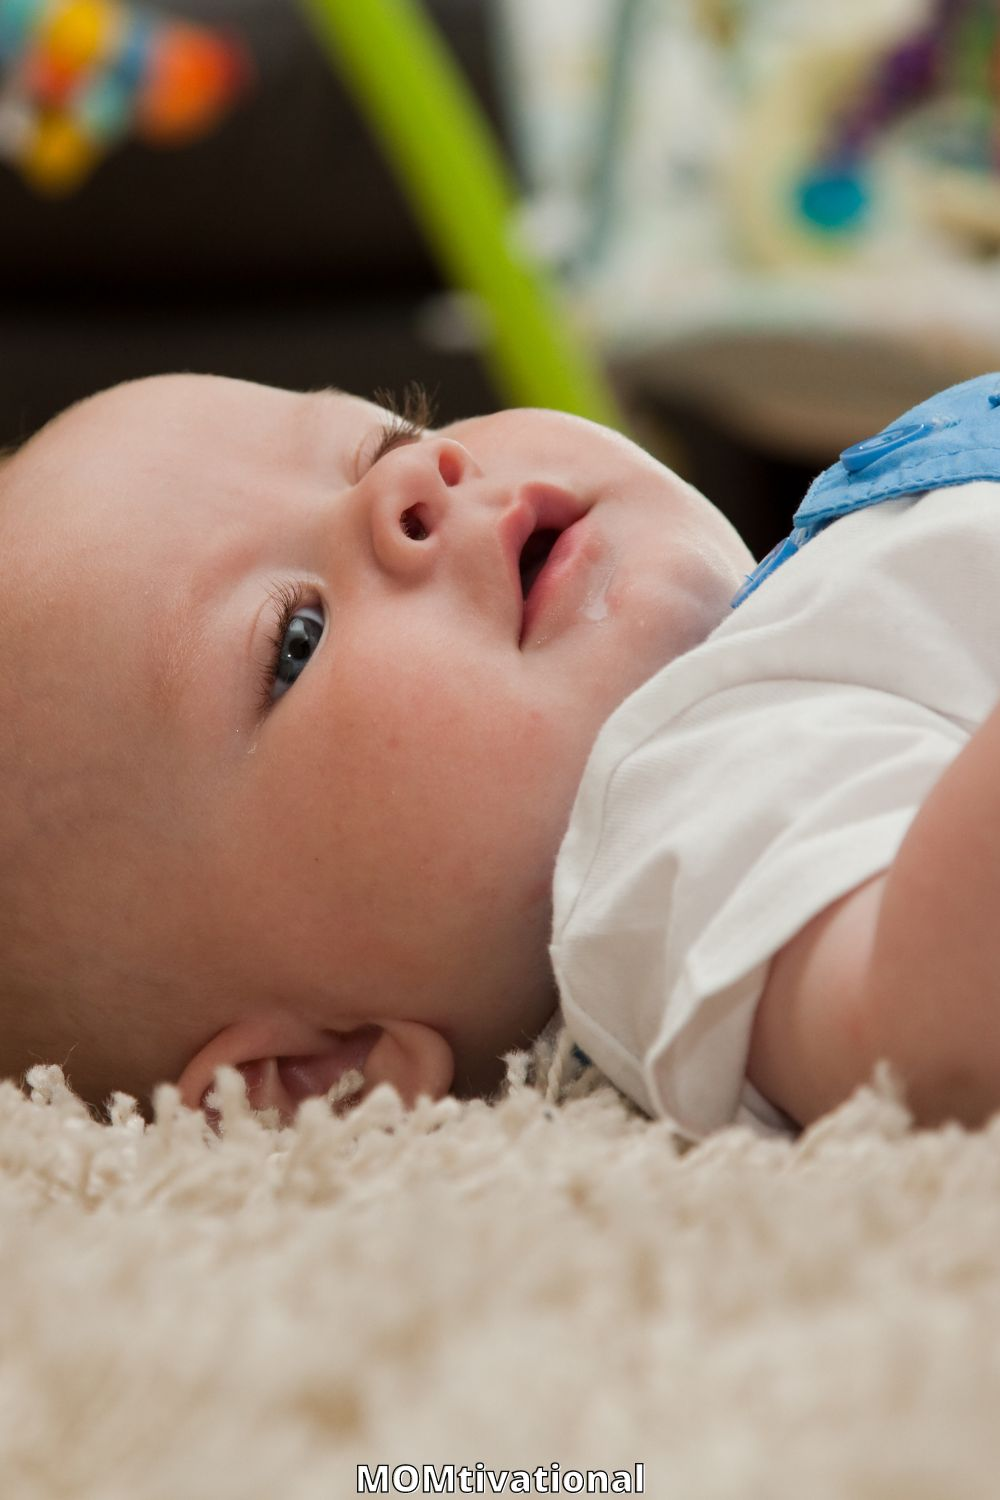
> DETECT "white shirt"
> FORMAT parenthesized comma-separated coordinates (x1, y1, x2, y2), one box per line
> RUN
(551, 481, 1000, 1141)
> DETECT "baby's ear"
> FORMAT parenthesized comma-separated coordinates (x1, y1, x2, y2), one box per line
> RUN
(175, 1011, 454, 1123)
(361, 1020, 455, 1107)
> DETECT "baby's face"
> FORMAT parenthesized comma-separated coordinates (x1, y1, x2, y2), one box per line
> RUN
(0, 375, 752, 1116)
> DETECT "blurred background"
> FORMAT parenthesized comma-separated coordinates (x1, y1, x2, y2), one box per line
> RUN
(2, 0, 1000, 557)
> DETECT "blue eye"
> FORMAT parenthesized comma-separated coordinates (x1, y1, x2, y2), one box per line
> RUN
(273, 607, 324, 700)
(257, 582, 325, 710)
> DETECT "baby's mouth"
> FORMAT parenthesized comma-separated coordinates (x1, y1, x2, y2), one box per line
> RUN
(518, 528, 562, 601)
(502, 484, 589, 644)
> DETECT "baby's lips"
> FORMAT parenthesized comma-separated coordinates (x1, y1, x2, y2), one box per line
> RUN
(501, 482, 588, 631)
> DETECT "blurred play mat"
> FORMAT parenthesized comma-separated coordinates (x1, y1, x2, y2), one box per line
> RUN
(0, 0, 253, 195)
(494, 0, 1000, 358)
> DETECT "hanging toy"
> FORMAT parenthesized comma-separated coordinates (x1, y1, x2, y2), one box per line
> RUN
(728, 0, 1000, 265)
(0, 0, 254, 195)
(298, 0, 626, 431)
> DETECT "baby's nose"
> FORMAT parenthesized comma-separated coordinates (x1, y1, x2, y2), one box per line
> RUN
(367, 437, 478, 579)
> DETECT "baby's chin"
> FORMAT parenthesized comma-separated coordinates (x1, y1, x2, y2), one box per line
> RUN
(597, 510, 741, 675)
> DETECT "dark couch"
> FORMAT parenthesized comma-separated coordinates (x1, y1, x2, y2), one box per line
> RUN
(0, 0, 508, 445)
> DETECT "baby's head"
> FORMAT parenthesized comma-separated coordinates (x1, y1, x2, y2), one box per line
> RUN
(0, 374, 752, 1121)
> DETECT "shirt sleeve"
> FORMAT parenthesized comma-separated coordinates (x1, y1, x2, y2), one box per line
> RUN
(551, 674, 967, 1141)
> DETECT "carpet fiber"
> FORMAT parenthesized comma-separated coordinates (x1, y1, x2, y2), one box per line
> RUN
(2, 1034, 999, 1499)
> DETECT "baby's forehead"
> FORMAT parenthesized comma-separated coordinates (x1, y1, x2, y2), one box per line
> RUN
(28, 375, 383, 468)
(5, 377, 387, 538)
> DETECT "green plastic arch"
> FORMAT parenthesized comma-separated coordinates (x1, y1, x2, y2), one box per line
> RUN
(297, 0, 626, 429)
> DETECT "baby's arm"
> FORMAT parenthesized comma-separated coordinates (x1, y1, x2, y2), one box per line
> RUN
(748, 697, 1000, 1131)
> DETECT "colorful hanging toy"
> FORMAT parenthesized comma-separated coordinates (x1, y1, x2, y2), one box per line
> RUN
(729, 0, 1000, 264)
(298, 0, 626, 430)
(0, 0, 254, 195)
(795, 0, 1000, 238)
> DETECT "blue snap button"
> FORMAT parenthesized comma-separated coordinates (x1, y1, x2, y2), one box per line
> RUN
(988, 393, 1000, 409)
(839, 421, 936, 473)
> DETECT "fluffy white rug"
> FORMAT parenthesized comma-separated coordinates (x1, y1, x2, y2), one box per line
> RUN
(2, 1034, 1000, 1500)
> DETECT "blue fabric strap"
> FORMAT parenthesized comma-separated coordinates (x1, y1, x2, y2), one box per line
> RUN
(730, 372, 1000, 608)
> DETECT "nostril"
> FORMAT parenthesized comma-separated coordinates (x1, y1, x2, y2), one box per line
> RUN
(437, 447, 464, 488)
(400, 506, 429, 541)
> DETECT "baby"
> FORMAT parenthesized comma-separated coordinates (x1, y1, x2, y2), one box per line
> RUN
(1, 369, 998, 1139)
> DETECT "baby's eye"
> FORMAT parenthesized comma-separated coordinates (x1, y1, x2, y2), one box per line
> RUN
(268, 602, 325, 703)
